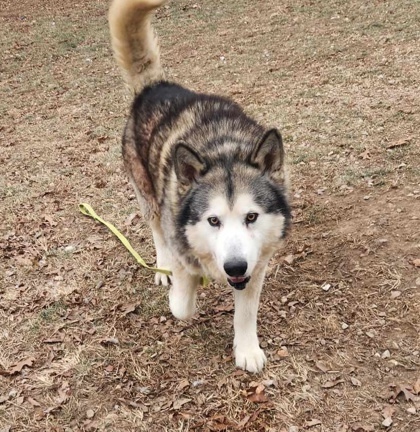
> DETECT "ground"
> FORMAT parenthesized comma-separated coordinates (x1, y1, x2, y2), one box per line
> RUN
(1, 0, 419, 431)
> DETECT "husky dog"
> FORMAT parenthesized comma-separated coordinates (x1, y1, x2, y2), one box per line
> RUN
(109, 0, 291, 372)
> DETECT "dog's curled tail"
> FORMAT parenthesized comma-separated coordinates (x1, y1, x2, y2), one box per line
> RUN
(109, 0, 167, 94)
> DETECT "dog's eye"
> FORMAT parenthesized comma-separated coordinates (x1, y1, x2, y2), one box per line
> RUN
(208, 216, 221, 227)
(245, 213, 258, 224)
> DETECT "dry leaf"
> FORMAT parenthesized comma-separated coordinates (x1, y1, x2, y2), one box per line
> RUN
(124, 212, 140, 226)
(359, 149, 371, 160)
(255, 384, 265, 394)
(236, 414, 251, 429)
(390, 291, 401, 299)
(246, 382, 269, 403)
(247, 391, 269, 403)
(97, 135, 109, 143)
(9, 356, 36, 375)
(350, 377, 361, 387)
(43, 214, 58, 227)
(400, 386, 416, 402)
(177, 379, 190, 391)
(215, 304, 234, 313)
(315, 361, 330, 373)
(57, 381, 71, 405)
(119, 303, 137, 316)
(387, 137, 412, 149)
(390, 384, 416, 402)
(351, 423, 375, 431)
(15, 256, 33, 267)
(283, 254, 294, 265)
(382, 405, 395, 419)
(173, 398, 191, 410)
(322, 378, 344, 388)
(43, 336, 64, 344)
(27, 397, 41, 407)
(261, 379, 276, 387)
(413, 378, 420, 394)
(44, 397, 68, 415)
(305, 419, 322, 427)
(398, 106, 415, 114)
(277, 348, 289, 358)
(211, 422, 231, 431)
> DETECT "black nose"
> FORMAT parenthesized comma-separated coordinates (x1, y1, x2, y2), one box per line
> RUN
(223, 260, 248, 277)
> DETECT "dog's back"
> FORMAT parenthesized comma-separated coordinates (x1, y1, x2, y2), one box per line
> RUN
(109, 1, 280, 217)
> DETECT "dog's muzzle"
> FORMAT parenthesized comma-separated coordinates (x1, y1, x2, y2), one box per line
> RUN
(227, 276, 251, 290)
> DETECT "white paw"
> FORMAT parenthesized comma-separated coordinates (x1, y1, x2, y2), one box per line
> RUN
(154, 270, 172, 286)
(154, 247, 172, 286)
(235, 345, 267, 373)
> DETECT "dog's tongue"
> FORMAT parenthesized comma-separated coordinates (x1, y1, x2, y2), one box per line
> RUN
(227, 276, 250, 290)
(229, 276, 246, 283)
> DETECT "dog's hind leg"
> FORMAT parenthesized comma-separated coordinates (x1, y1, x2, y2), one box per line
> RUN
(233, 263, 268, 373)
(128, 178, 172, 286)
(169, 262, 200, 320)
(149, 218, 172, 286)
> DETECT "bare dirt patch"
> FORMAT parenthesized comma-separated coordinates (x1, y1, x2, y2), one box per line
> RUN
(1, 0, 419, 431)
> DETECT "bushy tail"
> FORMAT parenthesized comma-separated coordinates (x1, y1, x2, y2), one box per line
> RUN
(108, 0, 167, 94)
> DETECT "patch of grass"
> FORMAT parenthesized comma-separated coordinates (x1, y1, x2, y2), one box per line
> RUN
(305, 204, 327, 225)
(73, 353, 94, 379)
(291, 153, 310, 165)
(337, 164, 393, 188)
(137, 288, 168, 320)
(20, 302, 67, 340)
(360, 166, 393, 179)
(39, 301, 67, 322)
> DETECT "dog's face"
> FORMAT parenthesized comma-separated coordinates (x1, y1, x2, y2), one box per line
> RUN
(174, 129, 291, 289)
(184, 188, 289, 288)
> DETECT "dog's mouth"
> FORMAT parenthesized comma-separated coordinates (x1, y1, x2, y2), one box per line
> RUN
(227, 276, 251, 290)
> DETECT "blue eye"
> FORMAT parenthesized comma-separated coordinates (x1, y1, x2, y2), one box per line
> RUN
(208, 216, 221, 227)
(245, 213, 258, 224)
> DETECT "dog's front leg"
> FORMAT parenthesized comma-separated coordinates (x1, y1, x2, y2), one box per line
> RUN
(169, 263, 200, 320)
(233, 265, 267, 373)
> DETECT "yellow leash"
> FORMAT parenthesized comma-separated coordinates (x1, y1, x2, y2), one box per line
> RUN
(79, 203, 209, 286)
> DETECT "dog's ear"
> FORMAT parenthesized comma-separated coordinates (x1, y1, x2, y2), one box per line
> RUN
(173, 142, 206, 186)
(251, 129, 284, 173)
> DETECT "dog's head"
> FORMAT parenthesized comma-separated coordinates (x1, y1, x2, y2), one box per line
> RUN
(174, 129, 291, 289)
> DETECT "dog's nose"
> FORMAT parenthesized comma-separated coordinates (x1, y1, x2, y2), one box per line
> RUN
(224, 260, 248, 277)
